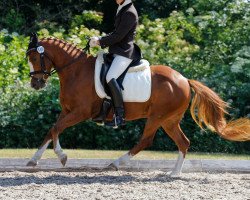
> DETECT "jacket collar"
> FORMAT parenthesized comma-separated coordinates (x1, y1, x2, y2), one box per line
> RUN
(116, 0, 132, 15)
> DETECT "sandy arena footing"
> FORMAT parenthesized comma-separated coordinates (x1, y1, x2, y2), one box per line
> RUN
(0, 158, 249, 173)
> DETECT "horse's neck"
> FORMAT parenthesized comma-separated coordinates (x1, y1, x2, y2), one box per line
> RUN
(42, 39, 99, 104)
(41, 39, 92, 85)
(57, 54, 96, 88)
(57, 56, 98, 111)
(56, 55, 99, 117)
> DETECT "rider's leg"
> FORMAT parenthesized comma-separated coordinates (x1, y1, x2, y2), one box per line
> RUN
(105, 78, 125, 127)
(92, 98, 112, 125)
(105, 54, 132, 128)
(106, 55, 132, 83)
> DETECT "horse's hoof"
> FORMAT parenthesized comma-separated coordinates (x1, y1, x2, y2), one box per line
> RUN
(104, 163, 119, 171)
(26, 160, 38, 167)
(60, 154, 68, 166)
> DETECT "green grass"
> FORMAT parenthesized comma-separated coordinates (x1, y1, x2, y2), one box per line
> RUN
(0, 149, 249, 160)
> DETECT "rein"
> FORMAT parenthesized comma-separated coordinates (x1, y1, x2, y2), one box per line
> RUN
(26, 39, 90, 77)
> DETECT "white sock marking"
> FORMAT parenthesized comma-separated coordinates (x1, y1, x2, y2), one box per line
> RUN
(113, 152, 133, 167)
(171, 151, 185, 175)
(31, 140, 51, 162)
(54, 140, 66, 160)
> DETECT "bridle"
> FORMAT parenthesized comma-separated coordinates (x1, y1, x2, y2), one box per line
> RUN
(26, 40, 90, 78)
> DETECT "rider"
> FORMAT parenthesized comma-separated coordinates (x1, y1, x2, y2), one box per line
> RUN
(90, 0, 141, 127)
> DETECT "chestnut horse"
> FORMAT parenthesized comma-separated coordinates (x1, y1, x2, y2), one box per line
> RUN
(26, 35, 250, 175)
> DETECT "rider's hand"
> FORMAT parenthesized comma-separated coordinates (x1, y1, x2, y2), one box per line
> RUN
(89, 36, 100, 47)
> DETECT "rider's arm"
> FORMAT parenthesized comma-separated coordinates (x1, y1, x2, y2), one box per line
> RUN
(99, 11, 137, 48)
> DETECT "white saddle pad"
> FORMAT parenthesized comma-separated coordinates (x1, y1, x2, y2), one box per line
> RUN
(95, 52, 151, 102)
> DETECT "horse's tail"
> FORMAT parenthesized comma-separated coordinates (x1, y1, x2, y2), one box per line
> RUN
(188, 79, 250, 141)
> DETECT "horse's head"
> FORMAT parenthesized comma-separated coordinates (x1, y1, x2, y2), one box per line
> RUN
(26, 33, 54, 90)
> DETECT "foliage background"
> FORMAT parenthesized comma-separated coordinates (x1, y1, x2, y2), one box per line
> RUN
(0, 0, 249, 153)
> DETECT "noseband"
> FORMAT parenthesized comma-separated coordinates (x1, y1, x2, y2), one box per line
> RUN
(26, 39, 90, 77)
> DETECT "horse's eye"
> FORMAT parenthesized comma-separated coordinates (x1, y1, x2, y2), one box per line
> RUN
(32, 58, 37, 62)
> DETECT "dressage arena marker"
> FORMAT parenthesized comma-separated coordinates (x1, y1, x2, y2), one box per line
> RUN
(0, 158, 249, 173)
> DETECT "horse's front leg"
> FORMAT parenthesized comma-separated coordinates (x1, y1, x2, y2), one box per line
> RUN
(50, 110, 88, 166)
(27, 112, 66, 166)
(27, 110, 87, 167)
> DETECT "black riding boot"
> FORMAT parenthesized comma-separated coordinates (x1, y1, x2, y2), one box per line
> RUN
(105, 78, 125, 128)
(92, 98, 112, 125)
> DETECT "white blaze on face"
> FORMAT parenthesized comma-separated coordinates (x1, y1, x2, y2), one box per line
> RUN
(28, 59, 34, 73)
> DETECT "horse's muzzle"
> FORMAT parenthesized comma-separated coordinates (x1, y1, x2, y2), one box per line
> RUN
(31, 77, 46, 90)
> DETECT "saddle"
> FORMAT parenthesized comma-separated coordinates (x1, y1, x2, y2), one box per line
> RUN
(94, 51, 151, 102)
(93, 51, 151, 124)
(100, 53, 141, 96)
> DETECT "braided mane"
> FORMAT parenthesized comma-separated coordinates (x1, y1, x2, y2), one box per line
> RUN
(41, 37, 84, 55)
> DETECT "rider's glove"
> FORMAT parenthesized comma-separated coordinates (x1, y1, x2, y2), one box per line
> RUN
(89, 36, 100, 47)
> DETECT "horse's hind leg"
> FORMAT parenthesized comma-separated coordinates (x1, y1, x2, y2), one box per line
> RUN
(161, 119, 190, 176)
(107, 118, 160, 170)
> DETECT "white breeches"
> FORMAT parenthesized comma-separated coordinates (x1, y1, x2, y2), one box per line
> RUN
(106, 54, 133, 83)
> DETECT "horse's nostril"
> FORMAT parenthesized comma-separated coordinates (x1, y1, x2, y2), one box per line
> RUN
(31, 82, 35, 87)
(31, 78, 46, 90)
(31, 81, 39, 89)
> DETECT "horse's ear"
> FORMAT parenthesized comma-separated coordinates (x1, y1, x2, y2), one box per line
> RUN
(30, 32, 38, 44)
